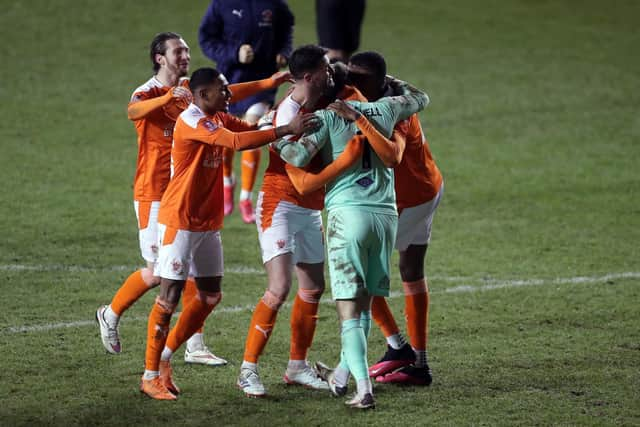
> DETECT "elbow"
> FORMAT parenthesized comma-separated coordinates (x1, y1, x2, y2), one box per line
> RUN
(295, 185, 311, 196)
(419, 93, 430, 110)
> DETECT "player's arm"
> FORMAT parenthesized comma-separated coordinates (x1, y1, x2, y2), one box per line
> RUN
(328, 100, 406, 167)
(127, 87, 191, 121)
(198, 0, 240, 64)
(194, 113, 319, 151)
(229, 71, 292, 103)
(269, 112, 330, 167)
(383, 77, 430, 121)
(285, 135, 364, 195)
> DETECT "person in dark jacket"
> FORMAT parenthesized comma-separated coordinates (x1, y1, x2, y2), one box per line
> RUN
(199, 0, 294, 224)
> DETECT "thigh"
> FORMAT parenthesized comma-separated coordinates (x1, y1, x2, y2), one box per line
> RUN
(395, 191, 442, 251)
(135, 200, 161, 263)
(326, 209, 371, 300)
(293, 209, 324, 264)
(155, 224, 194, 280)
(315, 0, 346, 48)
(366, 213, 397, 297)
(257, 198, 295, 263)
(190, 230, 224, 279)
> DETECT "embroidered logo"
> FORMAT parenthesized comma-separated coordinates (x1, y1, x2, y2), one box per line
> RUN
(171, 260, 183, 274)
(255, 325, 272, 339)
(356, 176, 374, 188)
(232, 9, 243, 18)
(202, 120, 218, 132)
(276, 239, 286, 249)
(259, 9, 273, 27)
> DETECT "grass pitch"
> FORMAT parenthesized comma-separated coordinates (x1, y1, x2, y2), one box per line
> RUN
(1, 0, 638, 425)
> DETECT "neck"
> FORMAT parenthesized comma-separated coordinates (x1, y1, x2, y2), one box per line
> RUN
(194, 99, 216, 116)
(155, 69, 180, 87)
(291, 85, 321, 110)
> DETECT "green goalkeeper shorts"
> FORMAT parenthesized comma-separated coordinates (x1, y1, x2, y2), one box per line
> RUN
(326, 208, 397, 300)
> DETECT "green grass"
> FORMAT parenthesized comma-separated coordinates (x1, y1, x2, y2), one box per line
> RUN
(1, 0, 639, 425)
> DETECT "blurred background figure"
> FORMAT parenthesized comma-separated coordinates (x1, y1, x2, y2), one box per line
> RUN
(199, 0, 294, 223)
(315, 0, 366, 63)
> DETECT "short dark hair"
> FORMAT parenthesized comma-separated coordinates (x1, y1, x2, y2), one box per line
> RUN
(150, 32, 182, 73)
(289, 44, 328, 80)
(349, 51, 387, 87)
(189, 67, 221, 92)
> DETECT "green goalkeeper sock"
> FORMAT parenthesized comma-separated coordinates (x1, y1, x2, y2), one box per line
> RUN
(340, 318, 368, 381)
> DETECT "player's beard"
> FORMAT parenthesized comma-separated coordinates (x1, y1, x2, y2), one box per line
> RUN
(169, 61, 189, 78)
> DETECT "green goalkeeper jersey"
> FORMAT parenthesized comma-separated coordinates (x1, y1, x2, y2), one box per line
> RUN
(273, 79, 429, 214)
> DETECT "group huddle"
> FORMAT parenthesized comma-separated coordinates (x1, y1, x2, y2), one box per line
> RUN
(96, 31, 443, 411)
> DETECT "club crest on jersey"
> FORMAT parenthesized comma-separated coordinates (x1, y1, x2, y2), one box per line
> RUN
(203, 120, 218, 132)
(276, 239, 286, 249)
(259, 9, 273, 26)
(356, 176, 374, 188)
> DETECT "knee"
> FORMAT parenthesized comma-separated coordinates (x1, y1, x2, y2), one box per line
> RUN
(197, 290, 222, 306)
(267, 276, 292, 301)
(262, 289, 287, 311)
(297, 287, 323, 304)
(141, 267, 161, 287)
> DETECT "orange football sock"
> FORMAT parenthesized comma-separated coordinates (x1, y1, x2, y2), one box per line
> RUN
(243, 292, 282, 363)
(403, 279, 429, 350)
(182, 279, 203, 334)
(223, 147, 234, 179)
(240, 149, 261, 192)
(289, 289, 322, 361)
(371, 295, 400, 338)
(166, 290, 222, 352)
(110, 270, 152, 316)
(145, 297, 176, 372)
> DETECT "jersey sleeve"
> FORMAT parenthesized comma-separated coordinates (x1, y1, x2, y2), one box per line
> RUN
(272, 111, 330, 167)
(380, 79, 430, 122)
(221, 113, 257, 132)
(184, 117, 276, 150)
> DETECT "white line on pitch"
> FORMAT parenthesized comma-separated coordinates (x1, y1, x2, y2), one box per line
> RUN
(2, 272, 638, 335)
(0, 264, 264, 275)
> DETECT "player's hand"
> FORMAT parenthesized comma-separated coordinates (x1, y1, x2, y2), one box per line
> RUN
(257, 110, 276, 130)
(385, 75, 404, 95)
(239, 44, 255, 64)
(276, 53, 288, 68)
(270, 70, 293, 86)
(171, 86, 193, 103)
(327, 100, 361, 121)
(285, 113, 321, 135)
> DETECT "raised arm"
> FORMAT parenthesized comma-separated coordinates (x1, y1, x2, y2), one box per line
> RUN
(127, 86, 191, 121)
(195, 113, 319, 151)
(286, 135, 364, 195)
(328, 100, 406, 167)
(271, 132, 328, 167)
(229, 71, 292, 103)
(383, 76, 430, 121)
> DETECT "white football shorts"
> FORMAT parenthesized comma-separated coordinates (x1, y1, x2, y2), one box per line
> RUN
(155, 224, 224, 280)
(395, 183, 444, 251)
(256, 193, 324, 265)
(134, 200, 160, 263)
